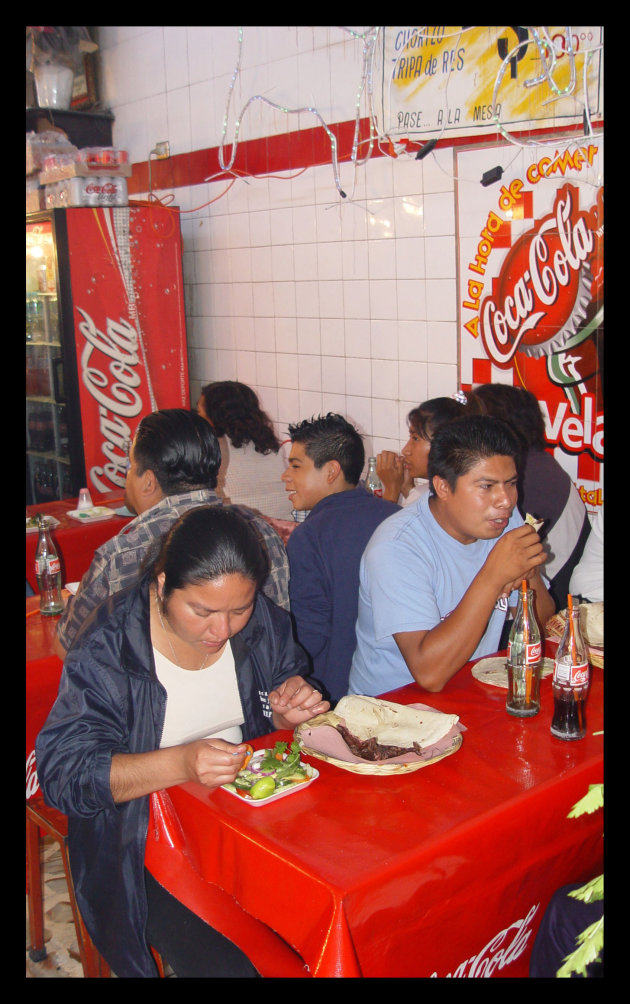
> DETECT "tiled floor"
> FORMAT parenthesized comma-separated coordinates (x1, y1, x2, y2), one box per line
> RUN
(26, 837, 176, 978)
(26, 836, 84, 978)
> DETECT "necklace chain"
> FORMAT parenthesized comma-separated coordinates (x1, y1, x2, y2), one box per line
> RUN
(153, 588, 210, 671)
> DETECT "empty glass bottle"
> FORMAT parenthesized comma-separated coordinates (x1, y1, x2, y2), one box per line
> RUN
(506, 582, 542, 717)
(34, 514, 64, 616)
(365, 457, 383, 497)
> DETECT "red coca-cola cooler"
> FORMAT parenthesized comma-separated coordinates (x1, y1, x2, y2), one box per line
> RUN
(26, 205, 190, 504)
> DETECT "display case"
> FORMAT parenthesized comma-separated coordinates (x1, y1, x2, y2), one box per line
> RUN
(26, 214, 81, 503)
(26, 205, 190, 505)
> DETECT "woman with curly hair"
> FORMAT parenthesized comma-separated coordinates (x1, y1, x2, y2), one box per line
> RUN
(198, 381, 292, 519)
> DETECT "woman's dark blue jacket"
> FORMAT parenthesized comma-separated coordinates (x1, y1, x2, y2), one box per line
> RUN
(35, 573, 310, 977)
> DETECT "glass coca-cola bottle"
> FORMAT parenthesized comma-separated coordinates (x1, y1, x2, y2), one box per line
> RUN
(365, 457, 383, 496)
(506, 581, 542, 717)
(35, 514, 64, 616)
(551, 596, 590, 741)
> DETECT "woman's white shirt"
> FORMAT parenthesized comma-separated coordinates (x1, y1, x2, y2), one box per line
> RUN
(154, 642, 244, 747)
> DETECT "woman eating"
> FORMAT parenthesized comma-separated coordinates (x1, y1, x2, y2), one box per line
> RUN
(36, 505, 328, 978)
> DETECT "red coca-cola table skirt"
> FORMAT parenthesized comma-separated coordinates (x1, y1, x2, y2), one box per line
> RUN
(145, 651, 603, 978)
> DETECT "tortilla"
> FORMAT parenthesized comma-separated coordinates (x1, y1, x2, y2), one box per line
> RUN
(471, 656, 554, 689)
(332, 694, 458, 748)
(579, 601, 603, 648)
(525, 512, 544, 533)
(295, 700, 465, 770)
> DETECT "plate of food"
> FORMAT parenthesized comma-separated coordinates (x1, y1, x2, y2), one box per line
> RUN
(221, 740, 319, 806)
(295, 695, 465, 775)
(26, 515, 60, 534)
(471, 655, 555, 689)
(67, 506, 117, 523)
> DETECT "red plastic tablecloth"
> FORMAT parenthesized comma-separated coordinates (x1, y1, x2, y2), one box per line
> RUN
(26, 494, 132, 593)
(146, 657, 603, 979)
(25, 606, 603, 978)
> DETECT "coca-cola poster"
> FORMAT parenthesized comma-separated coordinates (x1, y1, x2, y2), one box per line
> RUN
(456, 141, 603, 517)
(66, 205, 189, 496)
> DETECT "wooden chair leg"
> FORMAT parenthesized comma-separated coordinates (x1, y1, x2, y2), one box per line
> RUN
(27, 804, 112, 978)
(26, 813, 47, 962)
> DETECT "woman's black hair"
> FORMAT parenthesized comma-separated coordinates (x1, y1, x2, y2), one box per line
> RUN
(469, 383, 547, 451)
(198, 381, 281, 454)
(407, 395, 484, 441)
(153, 506, 270, 598)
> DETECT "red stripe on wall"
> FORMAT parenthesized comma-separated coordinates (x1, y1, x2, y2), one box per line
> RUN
(128, 118, 375, 195)
(128, 117, 603, 196)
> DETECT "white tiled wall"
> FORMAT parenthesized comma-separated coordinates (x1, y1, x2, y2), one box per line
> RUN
(97, 26, 462, 460)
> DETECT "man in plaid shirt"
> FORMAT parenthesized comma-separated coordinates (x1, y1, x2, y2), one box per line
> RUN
(55, 409, 289, 656)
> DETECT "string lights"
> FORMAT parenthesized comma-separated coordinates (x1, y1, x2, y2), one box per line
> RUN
(154, 26, 602, 211)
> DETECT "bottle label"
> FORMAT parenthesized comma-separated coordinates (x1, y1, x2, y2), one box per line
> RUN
(36, 556, 60, 576)
(508, 639, 541, 664)
(553, 658, 589, 687)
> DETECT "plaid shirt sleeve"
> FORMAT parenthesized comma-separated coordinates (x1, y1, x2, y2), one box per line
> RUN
(56, 545, 112, 650)
(231, 506, 290, 611)
(57, 494, 291, 650)
(56, 496, 201, 650)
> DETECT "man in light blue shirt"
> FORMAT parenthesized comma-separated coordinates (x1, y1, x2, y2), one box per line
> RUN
(349, 416, 555, 697)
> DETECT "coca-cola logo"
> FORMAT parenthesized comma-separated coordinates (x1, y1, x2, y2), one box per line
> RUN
(430, 903, 539, 977)
(480, 184, 595, 367)
(26, 749, 40, 798)
(84, 181, 118, 195)
(77, 307, 144, 492)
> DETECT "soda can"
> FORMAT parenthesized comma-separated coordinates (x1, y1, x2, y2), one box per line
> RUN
(83, 176, 101, 207)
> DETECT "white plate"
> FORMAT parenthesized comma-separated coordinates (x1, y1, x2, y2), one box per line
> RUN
(221, 751, 319, 807)
(26, 515, 60, 534)
(67, 507, 117, 523)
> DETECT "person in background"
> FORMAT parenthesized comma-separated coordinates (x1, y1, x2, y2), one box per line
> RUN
(529, 883, 603, 977)
(55, 409, 290, 658)
(37, 506, 328, 978)
(569, 503, 603, 603)
(349, 416, 555, 697)
(469, 383, 591, 611)
(376, 393, 482, 505)
(197, 380, 293, 519)
(282, 414, 399, 705)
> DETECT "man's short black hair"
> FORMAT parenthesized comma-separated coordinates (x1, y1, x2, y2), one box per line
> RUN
(133, 409, 221, 495)
(428, 415, 520, 494)
(288, 413, 365, 485)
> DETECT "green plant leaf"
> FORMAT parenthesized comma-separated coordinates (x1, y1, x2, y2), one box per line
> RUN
(568, 874, 603, 905)
(567, 783, 603, 818)
(556, 916, 603, 977)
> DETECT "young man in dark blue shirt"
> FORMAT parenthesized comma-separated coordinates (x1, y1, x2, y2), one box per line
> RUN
(282, 413, 399, 705)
